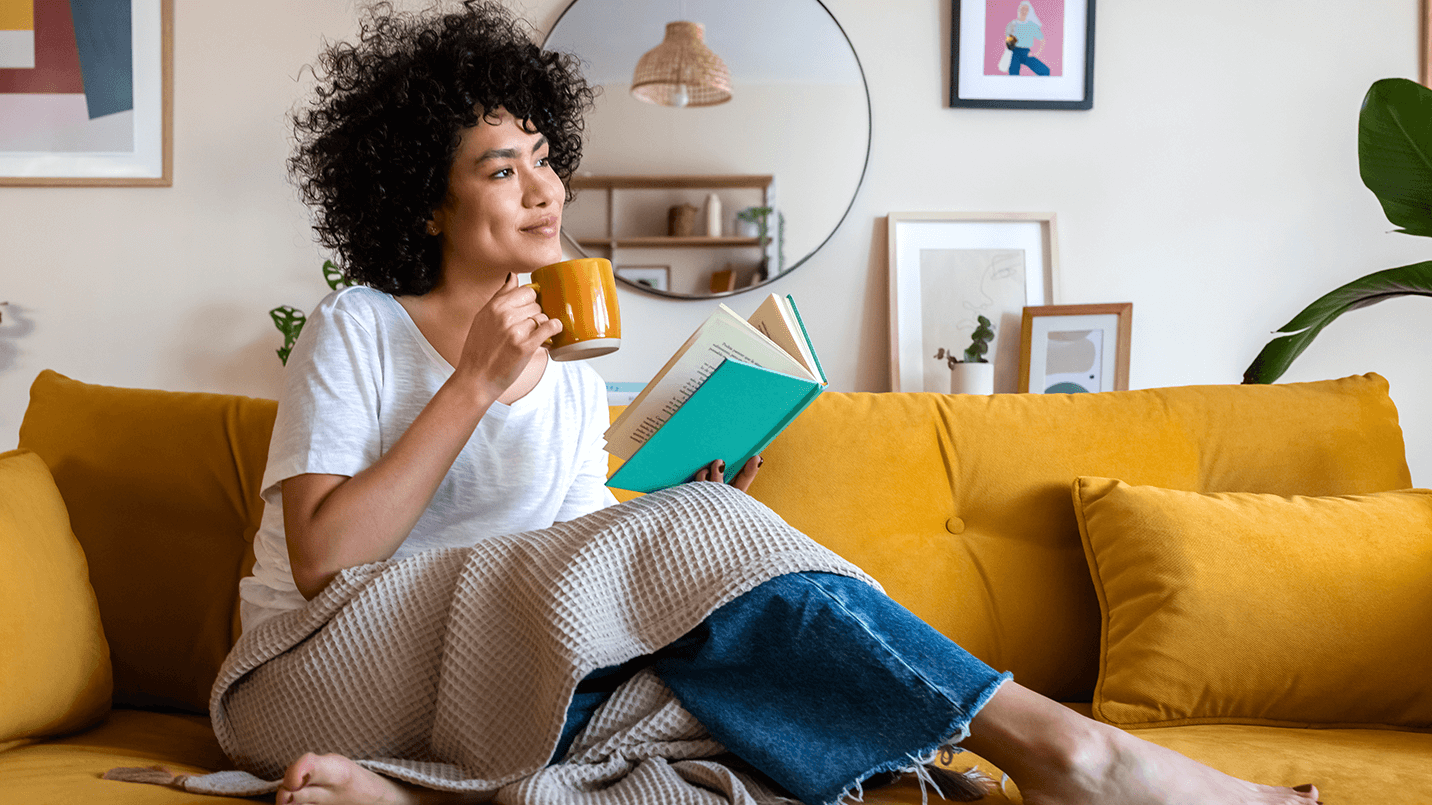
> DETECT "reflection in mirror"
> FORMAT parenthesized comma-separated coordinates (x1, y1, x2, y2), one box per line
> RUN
(545, 0, 870, 298)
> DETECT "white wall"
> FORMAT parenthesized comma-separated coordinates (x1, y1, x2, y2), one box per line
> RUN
(3, 0, 1429, 484)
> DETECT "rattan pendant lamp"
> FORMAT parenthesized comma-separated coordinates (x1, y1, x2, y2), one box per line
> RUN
(630, 20, 731, 107)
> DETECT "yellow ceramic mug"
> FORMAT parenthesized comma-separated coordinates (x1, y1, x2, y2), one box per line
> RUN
(528, 258, 622, 361)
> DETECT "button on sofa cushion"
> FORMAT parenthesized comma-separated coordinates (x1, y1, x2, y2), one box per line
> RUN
(1073, 476, 1432, 731)
(0, 449, 112, 742)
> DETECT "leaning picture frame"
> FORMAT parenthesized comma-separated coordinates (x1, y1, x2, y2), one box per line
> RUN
(888, 212, 1059, 393)
(1018, 303, 1131, 393)
(950, 0, 1096, 110)
(615, 265, 671, 292)
(0, 0, 173, 186)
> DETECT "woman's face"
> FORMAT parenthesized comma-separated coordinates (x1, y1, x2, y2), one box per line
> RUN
(1018, 5, 1029, 20)
(431, 107, 564, 279)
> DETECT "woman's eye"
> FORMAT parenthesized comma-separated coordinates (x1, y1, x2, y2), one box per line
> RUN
(491, 167, 513, 179)
(536, 156, 551, 168)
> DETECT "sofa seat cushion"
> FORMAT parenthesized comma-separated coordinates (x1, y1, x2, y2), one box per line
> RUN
(0, 449, 111, 743)
(1074, 477, 1432, 730)
(0, 709, 249, 805)
(885, 723, 1432, 804)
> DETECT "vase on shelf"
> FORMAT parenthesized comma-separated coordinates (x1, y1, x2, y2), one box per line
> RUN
(704, 193, 722, 237)
(949, 362, 994, 395)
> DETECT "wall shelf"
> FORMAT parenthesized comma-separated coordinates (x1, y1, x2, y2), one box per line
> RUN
(574, 236, 763, 249)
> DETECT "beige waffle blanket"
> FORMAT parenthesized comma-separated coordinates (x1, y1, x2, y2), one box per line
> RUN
(183, 482, 877, 802)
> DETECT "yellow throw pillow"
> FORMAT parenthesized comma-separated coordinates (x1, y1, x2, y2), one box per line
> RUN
(1073, 476, 1432, 731)
(0, 450, 112, 741)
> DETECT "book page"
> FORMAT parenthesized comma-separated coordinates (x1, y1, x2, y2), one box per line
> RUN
(747, 294, 823, 382)
(604, 305, 813, 460)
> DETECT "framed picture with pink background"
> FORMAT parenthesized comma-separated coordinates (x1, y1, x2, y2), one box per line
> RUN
(950, 0, 1095, 110)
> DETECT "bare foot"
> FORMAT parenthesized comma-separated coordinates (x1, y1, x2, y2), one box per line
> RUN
(276, 753, 469, 805)
(963, 682, 1321, 805)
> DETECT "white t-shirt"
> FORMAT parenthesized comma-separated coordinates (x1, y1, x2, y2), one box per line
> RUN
(239, 286, 616, 631)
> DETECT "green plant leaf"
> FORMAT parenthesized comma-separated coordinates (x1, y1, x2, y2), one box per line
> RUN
(1359, 78, 1432, 237)
(270, 305, 306, 366)
(322, 259, 350, 290)
(1243, 261, 1432, 384)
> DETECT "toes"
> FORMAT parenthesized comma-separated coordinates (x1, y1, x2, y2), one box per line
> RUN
(281, 753, 319, 793)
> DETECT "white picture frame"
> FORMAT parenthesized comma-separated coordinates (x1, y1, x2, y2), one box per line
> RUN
(0, 0, 172, 186)
(887, 212, 1059, 393)
(615, 265, 671, 292)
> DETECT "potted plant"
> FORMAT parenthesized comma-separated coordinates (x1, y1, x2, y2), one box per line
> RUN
(270, 259, 350, 365)
(735, 206, 786, 277)
(935, 315, 995, 394)
(1244, 78, 1432, 383)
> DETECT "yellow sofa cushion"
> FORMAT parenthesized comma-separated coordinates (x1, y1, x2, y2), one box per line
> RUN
(1073, 476, 1432, 730)
(17, 371, 276, 715)
(753, 375, 1410, 702)
(0, 450, 112, 742)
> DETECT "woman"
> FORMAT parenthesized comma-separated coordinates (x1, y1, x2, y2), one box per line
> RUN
(239, 3, 1322, 804)
(1005, 1, 1051, 76)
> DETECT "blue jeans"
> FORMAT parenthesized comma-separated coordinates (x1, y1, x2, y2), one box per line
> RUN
(1010, 47, 1050, 76)
(554, 572, 1011, 805)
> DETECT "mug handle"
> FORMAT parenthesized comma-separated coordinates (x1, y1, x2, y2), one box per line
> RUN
(523, 282, 554, 348)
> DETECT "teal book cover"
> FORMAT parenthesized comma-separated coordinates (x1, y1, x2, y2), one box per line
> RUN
(606, 359, 822, 493)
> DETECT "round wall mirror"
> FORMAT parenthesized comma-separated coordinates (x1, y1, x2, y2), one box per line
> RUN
(545, 0, 871, 299)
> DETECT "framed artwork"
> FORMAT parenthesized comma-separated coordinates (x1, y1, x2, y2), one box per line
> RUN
(0, 0, 173, 186)
(950, 0, 1096, 110)
(1018, 303, 1131, 393)
(1423, 0, 1431, 87)
(615, 265, 671, 292)
(887, 212, 1059, 393)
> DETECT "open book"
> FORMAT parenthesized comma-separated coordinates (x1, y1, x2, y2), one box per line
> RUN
(604, 294, 826, 493)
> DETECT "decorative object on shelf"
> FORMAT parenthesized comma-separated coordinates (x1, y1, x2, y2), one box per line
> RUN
(949, 0, 1096, 110)
(935, 315, 995, 394)
(704, 192, 722, 237)
(668, 203, 697, 236)
(1244, 78, 1432, 384)
(0, 0, 173, 185)
(1018, 303, 1131, 393)
(709, 267, 737, 293)
(630, 21, 731, 108)
(269, 259, 351, 365)
(888, 212, 1059, 393)
(615, 265, 671, 292)
(546, 0, 871, 300)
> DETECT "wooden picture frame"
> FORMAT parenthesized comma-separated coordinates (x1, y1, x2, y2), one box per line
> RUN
(950, 0, 1096, 110)
(1423, 0, 1431, 87)
(0, 0, 173, 186)
(888, 212, 1059, 393)
(1018, 303, 1131, 393)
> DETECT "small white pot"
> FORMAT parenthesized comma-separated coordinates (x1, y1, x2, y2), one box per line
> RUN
(949, 362, 995, 395)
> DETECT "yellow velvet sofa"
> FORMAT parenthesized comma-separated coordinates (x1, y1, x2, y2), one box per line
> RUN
(4, 368, 1430, 804)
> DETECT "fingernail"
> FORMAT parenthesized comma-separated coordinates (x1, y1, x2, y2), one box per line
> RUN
(756, 457, 764, 467)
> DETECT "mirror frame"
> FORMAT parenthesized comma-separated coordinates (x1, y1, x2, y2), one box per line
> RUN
(544, 0, 873, 300)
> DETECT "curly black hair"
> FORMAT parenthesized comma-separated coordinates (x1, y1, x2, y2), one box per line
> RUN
(289, 1, 596, 295)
